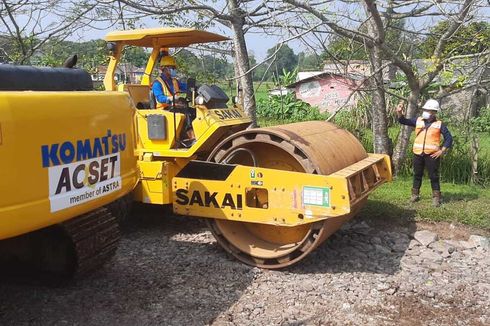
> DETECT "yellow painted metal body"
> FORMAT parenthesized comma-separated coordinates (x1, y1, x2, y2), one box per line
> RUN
(0, 91, 138, 240)
(135, 106, 251, 157)
(103, 27, 251, 207)
(0, 27, 393, 271)
(132, 105, 251, 205)
(172, 154, 391, 226)
(0, 27, 390, 240)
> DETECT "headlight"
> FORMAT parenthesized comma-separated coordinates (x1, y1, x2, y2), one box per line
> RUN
(196, 95, 205, 105)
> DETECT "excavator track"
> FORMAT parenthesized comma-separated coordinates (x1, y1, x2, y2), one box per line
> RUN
(62, 207, 120, 277)
(0, 207, 120, 279)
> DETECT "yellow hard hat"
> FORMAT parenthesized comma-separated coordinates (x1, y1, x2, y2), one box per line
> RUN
(160, 56, 176, 67)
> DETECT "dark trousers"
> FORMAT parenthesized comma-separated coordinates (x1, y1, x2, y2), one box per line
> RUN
(413, 154, 440, 191)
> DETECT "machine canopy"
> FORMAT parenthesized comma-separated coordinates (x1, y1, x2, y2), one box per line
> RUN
(105, 27, 229, 48)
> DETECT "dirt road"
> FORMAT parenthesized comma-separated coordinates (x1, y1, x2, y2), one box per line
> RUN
(0, 205, 488, 325)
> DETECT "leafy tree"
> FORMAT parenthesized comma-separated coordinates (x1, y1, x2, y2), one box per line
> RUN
(0, 1, 99, 64)
(418, 21, 490, 58)
(266, 44, 298, 80)
(122, 46, 149, 68)
(297, 51, 323, 71)
(34, 39, 108, 72)
(325, 19, 410, 61)
(249, 54, 269, 81)
(284, 0, 479, 170)
(326, 35, 369, 60)
(175, 49, 234, 83)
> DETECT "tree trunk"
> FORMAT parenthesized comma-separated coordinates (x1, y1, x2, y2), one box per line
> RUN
(392, 89, 420, 174)
(228, 1, 257, 126)
(363, 2, 391, 155)
(231, 53, 242, 97)
(466, 74, 483, 184)
(368, 47, 391, 155)
(470, 134, 479, 185)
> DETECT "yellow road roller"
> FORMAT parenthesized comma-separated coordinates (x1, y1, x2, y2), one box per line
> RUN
(0, 27, 391, 276)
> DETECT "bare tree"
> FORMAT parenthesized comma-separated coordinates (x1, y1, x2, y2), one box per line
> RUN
(0, 0, 101, 64)
(281, 0, 484, 173)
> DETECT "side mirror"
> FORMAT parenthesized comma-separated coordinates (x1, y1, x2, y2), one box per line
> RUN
(107, 42, 118, 56)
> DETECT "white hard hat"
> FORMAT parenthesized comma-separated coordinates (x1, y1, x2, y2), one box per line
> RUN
(422, 99, 440, 111)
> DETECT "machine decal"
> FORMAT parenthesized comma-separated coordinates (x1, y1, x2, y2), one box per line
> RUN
(175, 189, 243, 210)
(41, 130, 126, 167)
(213, 109, 243, 120)
(41, 130, 126, 212)
(302, 186, 330, 207)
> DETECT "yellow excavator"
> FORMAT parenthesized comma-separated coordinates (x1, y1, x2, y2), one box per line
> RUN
(0, 28, 391, 276)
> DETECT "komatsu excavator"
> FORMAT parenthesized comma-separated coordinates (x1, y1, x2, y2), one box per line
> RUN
(0, 28, 391, 276)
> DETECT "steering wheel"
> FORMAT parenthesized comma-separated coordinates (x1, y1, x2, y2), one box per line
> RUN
(173, 97, 188, 110)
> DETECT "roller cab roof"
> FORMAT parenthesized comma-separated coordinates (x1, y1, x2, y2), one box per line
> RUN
(105, 27, 229, 48)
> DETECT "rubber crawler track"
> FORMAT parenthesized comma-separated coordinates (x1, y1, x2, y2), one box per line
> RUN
(62, 207, 120, 277)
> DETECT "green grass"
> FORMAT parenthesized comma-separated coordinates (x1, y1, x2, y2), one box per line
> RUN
(216, 81, 274, 103)
(253, 81, 275, 102)
(363, 177, 490, 229)
(479, 132, 490, 157)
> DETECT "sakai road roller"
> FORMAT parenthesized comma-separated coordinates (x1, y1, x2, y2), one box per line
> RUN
(0, 28, 391, 277)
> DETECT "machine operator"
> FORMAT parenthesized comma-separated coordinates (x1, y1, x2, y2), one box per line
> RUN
(152, 55, 195, 143)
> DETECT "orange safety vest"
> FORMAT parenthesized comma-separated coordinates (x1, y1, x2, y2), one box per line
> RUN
(154, 77, 180, 109)
(413, 117, 442, 155)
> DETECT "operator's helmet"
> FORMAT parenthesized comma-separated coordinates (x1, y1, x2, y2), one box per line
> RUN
(422, 99, 440, 112)
(160, 56, 176, 68)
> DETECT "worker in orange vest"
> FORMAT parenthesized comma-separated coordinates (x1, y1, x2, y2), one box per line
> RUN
(396, 99, 453, 207)
(152, 55, 187, 109)
(152, 55, 195, 143)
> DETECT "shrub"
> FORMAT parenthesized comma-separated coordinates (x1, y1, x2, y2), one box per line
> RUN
(470, 105, 490, 133)
(256, 93, 328, 123)
(334, 96, 372, 131)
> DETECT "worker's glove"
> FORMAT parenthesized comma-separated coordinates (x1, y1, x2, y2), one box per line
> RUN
(166, 98, 174, 105)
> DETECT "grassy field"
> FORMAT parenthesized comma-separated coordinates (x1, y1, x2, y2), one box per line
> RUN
(253, 81, 275, 102)
(217, 81, 274, 102)
(362, 177, 490, 230)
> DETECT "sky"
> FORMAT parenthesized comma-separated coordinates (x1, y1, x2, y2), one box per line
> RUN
(77, 25, 288, 61)
(71, 1, 490, 61)
(5, 1, 490, 62)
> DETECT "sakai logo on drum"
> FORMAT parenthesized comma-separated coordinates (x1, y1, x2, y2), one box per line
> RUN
(175, 189, 243, 210)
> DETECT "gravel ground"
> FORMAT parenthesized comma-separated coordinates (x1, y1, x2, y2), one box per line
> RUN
(0, 205, 489, 326)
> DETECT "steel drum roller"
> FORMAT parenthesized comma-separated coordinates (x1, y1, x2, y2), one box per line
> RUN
(207, 121, 368, 268)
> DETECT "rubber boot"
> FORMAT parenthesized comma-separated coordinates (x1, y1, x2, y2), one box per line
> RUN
(432, 190, 442, 207)
(410, 188, 420, 203)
